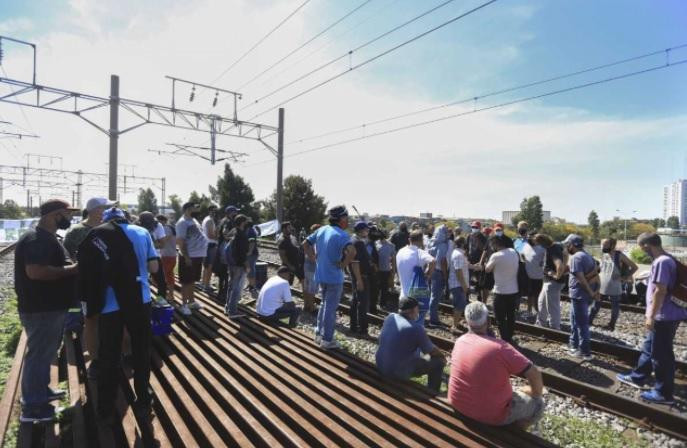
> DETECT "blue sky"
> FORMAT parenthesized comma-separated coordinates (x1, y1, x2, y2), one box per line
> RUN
(0, 0, 685, 223)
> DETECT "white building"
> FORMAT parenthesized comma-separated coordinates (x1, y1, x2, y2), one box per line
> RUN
(663, 179, 687, 225)
(502, 210, 551, 225)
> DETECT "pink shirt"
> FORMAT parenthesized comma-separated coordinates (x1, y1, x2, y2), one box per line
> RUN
(448, 333, 531, 425)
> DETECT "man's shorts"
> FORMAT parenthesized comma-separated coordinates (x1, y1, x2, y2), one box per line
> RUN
(179, 256, 203, 284)
(204, 243, 218, 267)
(502, 391, 544, 425)
(303, 264, 318, 295)
(450, 287, 467, 311)
(528, 278, 544, 297)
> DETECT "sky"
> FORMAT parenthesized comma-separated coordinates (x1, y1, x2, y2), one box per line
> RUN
(0, 0, 685, 223)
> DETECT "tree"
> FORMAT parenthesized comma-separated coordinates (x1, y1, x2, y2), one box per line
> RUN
(209, 163, 257, 220)
(188, 191, 213, 220)
(262, 175, 327, 232)
(599, 218, 622, 240)
(667, 215, 680, 229)
(587, 210, 600, 242)
(168, 194, 182, 219)
(628, 222, 656, 240)
(650, 218, 666, 229)
(512, 196, 544, 231)
(0, 200, 25, 219)
(137, 188, 158, 214)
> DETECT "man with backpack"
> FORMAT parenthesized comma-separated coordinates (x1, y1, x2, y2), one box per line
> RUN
(589, 238, 637, 331)
(617, 233, 687, 405)
(396, 230, 435, 326)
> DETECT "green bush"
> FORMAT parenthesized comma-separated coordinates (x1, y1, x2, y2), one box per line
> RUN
(630, 247, 651, 265)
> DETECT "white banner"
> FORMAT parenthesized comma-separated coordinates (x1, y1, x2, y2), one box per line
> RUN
(0, 219, 39, 242)
(256, 219, 280, 237)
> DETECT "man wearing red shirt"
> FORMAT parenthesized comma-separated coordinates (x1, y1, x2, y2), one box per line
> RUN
(448, 302, 545, 428)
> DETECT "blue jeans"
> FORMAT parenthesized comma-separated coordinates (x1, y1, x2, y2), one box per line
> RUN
(225, 266, 246, 315)
(247, 253, 258, 279)
(569, 298, 591, 355)
(19, 310, 67, 413)
(630, 320, 681, 399)
(450, 287, 467, 311)
(589, 295, 620, 328)
(316, 283, 343, 342)
(428, 270, 445, 324)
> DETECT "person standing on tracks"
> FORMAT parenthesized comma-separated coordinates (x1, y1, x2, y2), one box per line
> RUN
(522, 233, 546, 317)
(448, 302, 545, 428)
(375, 297, 446, 393)
(475, 235, 520, 344)
(225, 214, 251, 318)
(390, 221, 410, 252)
(617, 232, 687, 405)
(427, 224, 449, 328)
(64, 196, 116, 381)
(302, 223, 321, 313)
(447, 236, 470, 331)
(534, 234, 566, 330)
(176, 202, 208, 316)
(277, 221, 305, 288)
(349, 221, 373, 336)
(396, 230, 435, 326)
(214, 205, 239, 299)
(467, 221, 487, 301)
(157, 214, 178, 302)
(375, 230, 396, 310)
(564, 234, 599, 361)
(201, 204, 219, 293)
(303, 205, 356, 350)
(77, 207, 159, 422)
(15, 199, 79, 423)
(589, 238, 637, 331)
(245, 219, 260, 295)
(256, 266, 300, 327)
(138, 211, 170, 306)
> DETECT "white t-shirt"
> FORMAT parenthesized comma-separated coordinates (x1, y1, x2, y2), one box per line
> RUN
(486, 248, 519, 294)
(202, 216, 217, 244)
(396, 245, 434, 298)
(152, 222, 166, 257)
(448, 248, 469, 290)
(256, 276, 293, 316)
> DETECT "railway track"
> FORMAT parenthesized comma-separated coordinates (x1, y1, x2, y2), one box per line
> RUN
(254, 252, 687, 441)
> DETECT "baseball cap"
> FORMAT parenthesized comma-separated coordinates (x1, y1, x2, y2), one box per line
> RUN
(328, 205, 348, 220)
(182, 202, 198, 211)
(562, 234, 584, 248)
(40, 199, 78, 217)
(354, 221, 369, 232)
(483, 227, 493, 235)
(470, 220, 481, 228)
(399, 297, 419, 311)
(86, 197, 117, 212)
(103, 207, 126, 221)
(277, 265, 292, 275)
(494, 222, 504, 230)
(225, 205, 238, 213)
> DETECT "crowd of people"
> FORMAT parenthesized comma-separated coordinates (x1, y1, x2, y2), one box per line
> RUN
(13, 197, 686, 431)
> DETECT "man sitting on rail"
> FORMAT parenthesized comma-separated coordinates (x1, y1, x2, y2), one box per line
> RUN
(256, 265, 300, 327)
(448, 302, 545, 428)
(375, 297, 446, 393)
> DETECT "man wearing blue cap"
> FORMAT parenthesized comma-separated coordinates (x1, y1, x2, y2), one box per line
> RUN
(349, 221, 373, 335)
(214, 205, 239, 297)
(303, 205, 356, 349)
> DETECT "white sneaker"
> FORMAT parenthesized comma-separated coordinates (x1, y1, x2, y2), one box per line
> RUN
(319, 339, 340, 350)
(568, 346, 579, 355)
(314, 334, 322, 345)
(179, 304, 192, 316)
(227, 313, 245, 320)
(188, 302, 202, 310)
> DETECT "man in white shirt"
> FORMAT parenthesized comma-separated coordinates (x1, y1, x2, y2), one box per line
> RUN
(201, 204, 219, 292)
(396, 230, 435, 324)
(475, 235, 519, 343)
(447, 236, 470, 331)
(256, 266, 300, 327)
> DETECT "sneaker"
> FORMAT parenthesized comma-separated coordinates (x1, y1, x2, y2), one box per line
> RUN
(617, 373, 648, 390)
(188, 302, 202, 310)
(227, 313, 245, 320)
(581, 353, 593, 361)
(640, 389, 674, 405)
(314, 334, 322, 345)
(568, 346, 579, 355)
(179, 304, 192, 316)
(47, 388, 66, 402)
(319, 339, 341, 350)
(20, 405, 56, 423)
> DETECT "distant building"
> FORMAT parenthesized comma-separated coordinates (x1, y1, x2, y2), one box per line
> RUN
(501, 210, 552, 225)
(663, 179, 687, 225)
(419, 212, 433, 220)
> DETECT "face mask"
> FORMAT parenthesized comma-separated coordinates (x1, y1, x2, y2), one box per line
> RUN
(471, 228, 479, 234)
(602, 247, 611, 254)
(518, 228, 528, 236)
(495, 230, 503, 236)
(57, 216, 72, 230)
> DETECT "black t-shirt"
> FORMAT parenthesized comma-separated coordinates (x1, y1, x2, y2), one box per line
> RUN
(544, 243, 565, 283)
(277, 234, 301, 268)
(390, 230, 409, 252)
(467, 232, 487, 264)
(14, 227, 76, 313)
(230, 229, 249, 266)
(351, 235, 373, 277)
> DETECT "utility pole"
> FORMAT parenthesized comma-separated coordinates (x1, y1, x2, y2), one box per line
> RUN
(108, 75, 119, 201)
(276, 108, 284, 224)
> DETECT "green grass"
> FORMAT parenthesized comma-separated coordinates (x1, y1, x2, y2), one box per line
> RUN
(538, 414, 649, 448)
(0, 289, 21, 448)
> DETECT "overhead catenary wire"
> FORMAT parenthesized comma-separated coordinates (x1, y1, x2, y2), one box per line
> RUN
(208, 0, 313, 87)
(240, 0, 465, 113)
(242, 56, 687, 167)
(288, 43, 687, 145)
(236, 0, 374, 92)
(245, 0, 499, 122)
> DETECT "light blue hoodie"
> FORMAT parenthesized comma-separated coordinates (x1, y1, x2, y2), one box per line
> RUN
(427, 225, 448, 272)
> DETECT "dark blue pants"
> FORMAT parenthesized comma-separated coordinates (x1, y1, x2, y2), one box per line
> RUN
(630, 320, 681, 399)
(589, 294, 620, 328)
(570, 298, 591, 355)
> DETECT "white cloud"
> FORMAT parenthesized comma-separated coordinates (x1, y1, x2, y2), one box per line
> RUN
(0, 17, 34, 34)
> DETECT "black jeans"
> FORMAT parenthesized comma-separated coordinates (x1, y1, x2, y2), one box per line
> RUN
(152, 262, 167, 298)
(350, 275, 370, 333)
(411, 356, 446, 393)
(98, 303, 152, 418)
(377, 270, 391, 307)
(260, 304, 300, 327)
(494, 293, 518, 343)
